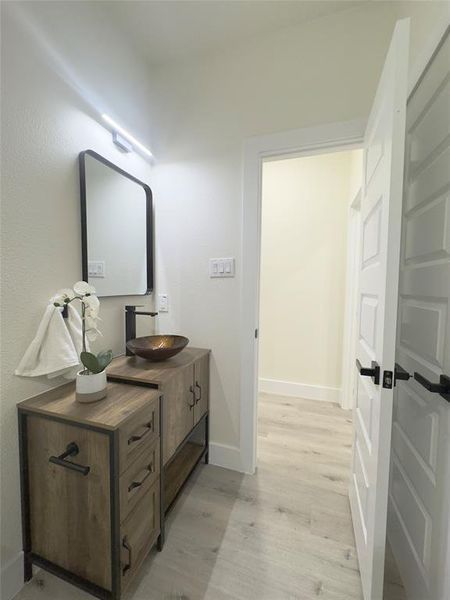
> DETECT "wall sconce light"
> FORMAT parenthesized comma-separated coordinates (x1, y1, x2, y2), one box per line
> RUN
(102, 114, 153, 158)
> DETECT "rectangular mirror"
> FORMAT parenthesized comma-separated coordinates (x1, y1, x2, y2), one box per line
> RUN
(79, 150, 153, 297)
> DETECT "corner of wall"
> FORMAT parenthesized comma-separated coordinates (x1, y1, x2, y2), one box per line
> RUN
(1, 552, 24, 600)
(208, 442, 246, 473)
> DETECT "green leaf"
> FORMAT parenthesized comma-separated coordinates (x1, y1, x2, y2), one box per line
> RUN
(96, 349, 113, 371)
(80, 350, 113, 374)
(80, 351, 101, 374)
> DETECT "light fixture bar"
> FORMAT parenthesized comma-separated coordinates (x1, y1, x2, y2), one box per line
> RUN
(102, 114, 153, 157)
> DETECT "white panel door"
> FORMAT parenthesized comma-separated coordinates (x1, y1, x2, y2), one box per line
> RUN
(388, 29, 450, 600)
(349, 19, 409, 600)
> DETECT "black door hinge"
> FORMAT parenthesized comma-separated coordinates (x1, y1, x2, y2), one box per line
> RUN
(255, 329, 258, 339)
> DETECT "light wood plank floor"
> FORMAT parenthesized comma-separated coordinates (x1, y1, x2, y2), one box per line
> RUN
(15, 393, 405, 600)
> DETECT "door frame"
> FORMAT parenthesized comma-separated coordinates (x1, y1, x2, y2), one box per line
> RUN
(240, 118, 365, 474)
(341, 189, 362, 410)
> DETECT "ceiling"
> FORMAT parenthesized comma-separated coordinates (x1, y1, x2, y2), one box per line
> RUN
(103, 0, 365, 68)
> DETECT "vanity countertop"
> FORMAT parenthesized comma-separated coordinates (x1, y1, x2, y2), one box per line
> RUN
(17, 381, 160, 431)
(107, 347, 210, 387)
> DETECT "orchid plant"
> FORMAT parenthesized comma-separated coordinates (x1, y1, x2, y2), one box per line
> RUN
(52, 281, 112, 375)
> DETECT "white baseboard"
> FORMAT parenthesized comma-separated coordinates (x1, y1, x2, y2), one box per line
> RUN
(1, 552, 23, 600)
(209, 442, 247, 473)
(259, 378, 341, 404)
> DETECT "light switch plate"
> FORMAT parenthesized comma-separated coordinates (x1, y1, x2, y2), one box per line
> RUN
(88, 261, 105, 278)
(209, 258, 235, 278)
(158, 294, 169, 312)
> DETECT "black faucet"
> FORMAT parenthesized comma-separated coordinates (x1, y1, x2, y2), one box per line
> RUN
(125, 305, 158, 356)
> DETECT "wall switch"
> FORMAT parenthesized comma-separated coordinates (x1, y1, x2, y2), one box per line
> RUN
(158, 294, 169, 312)
(209, 258, 235, 278)
(88, 261, 105, 278)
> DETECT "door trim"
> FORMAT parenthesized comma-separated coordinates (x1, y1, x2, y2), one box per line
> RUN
(240, 118, 365, 474)
(341, 189, 362, 410)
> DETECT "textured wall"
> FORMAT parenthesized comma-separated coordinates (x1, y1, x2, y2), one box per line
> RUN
(0, 5, 157, 594)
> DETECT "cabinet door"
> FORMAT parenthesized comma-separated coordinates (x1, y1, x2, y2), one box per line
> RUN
(194, 354, 209, 425)
(162, 365, 195, 464)
(27, 415, 112, 590)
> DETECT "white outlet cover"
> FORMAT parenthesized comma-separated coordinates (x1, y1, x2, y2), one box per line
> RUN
(88, 260, 105, 278)
(158, 294, 169, 312)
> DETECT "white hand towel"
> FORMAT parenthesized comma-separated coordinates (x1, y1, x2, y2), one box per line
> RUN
(15, 304, 81, 379)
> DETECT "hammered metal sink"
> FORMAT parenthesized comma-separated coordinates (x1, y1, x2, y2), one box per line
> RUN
(126, 335, 189, 361)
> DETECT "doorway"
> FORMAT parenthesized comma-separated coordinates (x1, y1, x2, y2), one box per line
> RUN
(254, 148, 365, 600)
(258, 149, 362, 409)
(240, 118, 366, 476)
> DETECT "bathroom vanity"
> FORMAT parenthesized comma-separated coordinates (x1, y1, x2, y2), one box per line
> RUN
(18, 347, 210, 600)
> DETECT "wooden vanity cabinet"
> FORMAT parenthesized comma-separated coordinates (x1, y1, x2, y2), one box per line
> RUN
(18, 383, 162, 600)
(107, 347, 210, 516)
(18, 347, 210, 600)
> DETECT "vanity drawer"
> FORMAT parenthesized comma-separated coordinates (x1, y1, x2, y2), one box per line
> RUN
(119, 397, 159, 473)
(121, 480, 160, 591)
(120, 437, 160, 522)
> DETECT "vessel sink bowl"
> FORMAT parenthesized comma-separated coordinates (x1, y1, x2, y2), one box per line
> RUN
(127, 335, 189, 361)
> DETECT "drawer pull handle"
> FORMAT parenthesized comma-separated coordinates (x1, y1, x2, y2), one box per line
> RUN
(122, 536, 132, 575)
(195, 381, 202, 404)
(128, 420, 153, 445)
(188, 386, 196, 409)
(128, 463, 154, 493)
(49, 442, 90, 476)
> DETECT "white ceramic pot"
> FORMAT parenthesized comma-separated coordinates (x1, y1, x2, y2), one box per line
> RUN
(76, 370, 107, 403)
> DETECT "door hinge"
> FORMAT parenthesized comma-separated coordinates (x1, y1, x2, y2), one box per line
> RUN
(255, 329, 258, 339)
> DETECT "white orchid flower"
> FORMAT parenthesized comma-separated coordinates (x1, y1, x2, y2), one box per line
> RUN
(73, 281, 96, 296)
(86, 320, 102, 342)
(51, 288, 75, 306)
(84, 294, 100, 318)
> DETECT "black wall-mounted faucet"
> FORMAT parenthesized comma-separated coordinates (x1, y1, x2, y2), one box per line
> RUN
(125, 305, 158, 356)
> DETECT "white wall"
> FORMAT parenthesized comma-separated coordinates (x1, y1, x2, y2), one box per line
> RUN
(258, 151, 360, 400)
(0, 5, 158, 597)
(152, 4, 400, 460)
(152, 2, 449, 462)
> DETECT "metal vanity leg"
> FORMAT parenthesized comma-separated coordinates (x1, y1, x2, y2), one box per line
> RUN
(18, 411, 33, 581)
(157, 395, 165, 552)
(110, 430, 121, 600)
(204, 413, 209, 465)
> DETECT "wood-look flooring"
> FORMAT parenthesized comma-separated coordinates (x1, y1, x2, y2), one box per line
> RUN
(15, 393, 405, 600)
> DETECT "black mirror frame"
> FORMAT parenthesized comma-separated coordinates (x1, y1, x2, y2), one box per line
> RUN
(79, 149, 154, 296)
